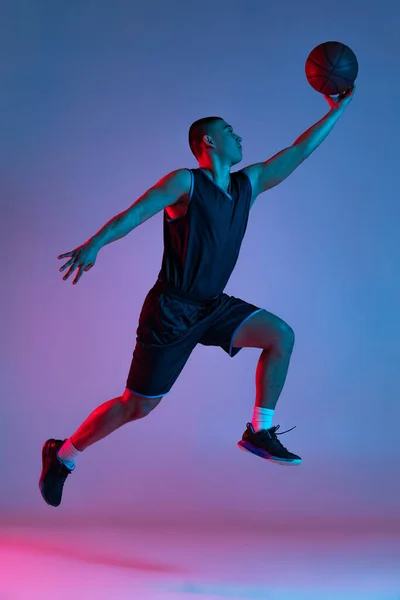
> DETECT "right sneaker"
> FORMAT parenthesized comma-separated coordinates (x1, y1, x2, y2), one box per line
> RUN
(39, 439, 73, 507)
(238, 423, 302, 465)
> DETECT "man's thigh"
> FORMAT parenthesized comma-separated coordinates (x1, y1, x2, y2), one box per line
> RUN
(126, 336, 198, 397)
(199, 294, 263, 357)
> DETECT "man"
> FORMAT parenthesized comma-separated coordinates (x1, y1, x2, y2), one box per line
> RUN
(39, 87, 355, 507)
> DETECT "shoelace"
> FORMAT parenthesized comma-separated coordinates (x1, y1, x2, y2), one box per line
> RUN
(258, 424, 296, 451)
(269, 424, 296, 436)
(52, 447, 73, 477)
(53, 458, 71, 479)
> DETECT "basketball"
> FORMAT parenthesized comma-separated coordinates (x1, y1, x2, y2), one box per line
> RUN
(305, 41, 358, 96)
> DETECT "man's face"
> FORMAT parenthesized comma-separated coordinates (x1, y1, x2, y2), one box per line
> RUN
(207, 120, 243, 165)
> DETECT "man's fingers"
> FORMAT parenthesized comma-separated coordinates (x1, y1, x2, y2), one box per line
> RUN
(72, 266, 84, 285)
(58, 246, 94, 283)
(62, 263, 77, 281)
(340, 85, 355, 100)
(60, 258, 75, 272)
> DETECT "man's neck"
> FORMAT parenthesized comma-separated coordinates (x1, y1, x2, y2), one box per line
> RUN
(198, 161, 232, 192)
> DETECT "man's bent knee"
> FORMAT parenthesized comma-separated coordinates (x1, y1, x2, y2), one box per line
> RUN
(281, 322, 295, 351)
(122, 389, 163, 421)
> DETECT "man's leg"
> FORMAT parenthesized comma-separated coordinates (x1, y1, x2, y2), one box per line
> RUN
(231, 308, 295, 410)
(232, 309, 301, 464)
(254, 344, 294, 410)
(39, 390, 163, 506)
(70, 389, 163, 451)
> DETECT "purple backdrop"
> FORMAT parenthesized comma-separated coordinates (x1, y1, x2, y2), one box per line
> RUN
(2, 0, 399, 527)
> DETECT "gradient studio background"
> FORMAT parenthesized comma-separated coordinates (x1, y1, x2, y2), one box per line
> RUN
(2, 0, 399, 528)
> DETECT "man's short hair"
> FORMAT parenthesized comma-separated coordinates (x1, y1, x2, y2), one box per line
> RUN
(188, 116, 224, 159)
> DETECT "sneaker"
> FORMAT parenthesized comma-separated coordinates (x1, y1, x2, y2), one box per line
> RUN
(238, 423, 302, 465)
(39, 439, 73, 506)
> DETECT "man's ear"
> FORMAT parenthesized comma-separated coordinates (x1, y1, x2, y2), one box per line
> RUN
(202, 134, 215, 149)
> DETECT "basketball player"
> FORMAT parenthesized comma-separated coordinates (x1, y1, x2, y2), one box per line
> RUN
(39, 86, 355, 506)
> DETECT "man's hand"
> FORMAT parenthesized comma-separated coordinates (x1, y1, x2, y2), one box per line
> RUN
(324, 84, 356, 112)
(58, 240, 99, 285)
(290, 83, 356, 162)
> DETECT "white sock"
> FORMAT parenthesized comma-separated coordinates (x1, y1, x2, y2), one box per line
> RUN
(57, 438, 80, 470)
(251, 407, 275, 432)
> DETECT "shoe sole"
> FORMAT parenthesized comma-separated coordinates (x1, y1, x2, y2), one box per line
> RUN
(237, 440, 302, 465)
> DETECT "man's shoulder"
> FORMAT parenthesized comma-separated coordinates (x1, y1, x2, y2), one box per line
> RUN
(232, 168, 253, 188)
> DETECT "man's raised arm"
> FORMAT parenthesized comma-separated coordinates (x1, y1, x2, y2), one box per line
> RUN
(243, 85, 355, 202)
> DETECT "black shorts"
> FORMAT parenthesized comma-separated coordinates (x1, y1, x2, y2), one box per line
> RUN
(126, 283, 263, 398)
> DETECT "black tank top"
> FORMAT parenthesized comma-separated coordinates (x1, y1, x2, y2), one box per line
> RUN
(156, 168, 252, 301)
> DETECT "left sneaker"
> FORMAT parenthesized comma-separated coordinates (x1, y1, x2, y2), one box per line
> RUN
(39, 438, 73, 506)
(238, 423, 302, 465)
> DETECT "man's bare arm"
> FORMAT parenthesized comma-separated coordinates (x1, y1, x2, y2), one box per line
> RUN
(58, 168, 191, 285)
(242, 86, 355, 203)
(90, 168, 191, 250)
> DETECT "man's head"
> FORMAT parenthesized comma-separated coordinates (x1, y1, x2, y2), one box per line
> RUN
(188, 117, 243, 166)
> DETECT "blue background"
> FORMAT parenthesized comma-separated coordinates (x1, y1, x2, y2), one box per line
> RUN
(1, 0, 399, 527)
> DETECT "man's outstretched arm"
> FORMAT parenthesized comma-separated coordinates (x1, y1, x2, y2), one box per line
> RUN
(243, 85, 355, 202)
(58, 168, 191, 285)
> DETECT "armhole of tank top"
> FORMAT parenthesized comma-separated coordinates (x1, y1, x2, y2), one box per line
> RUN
(239, 169, 252, 192)
(237, 169, 253, 209)
(187, 168, 194, 204)
(165, 168, 194, 223)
